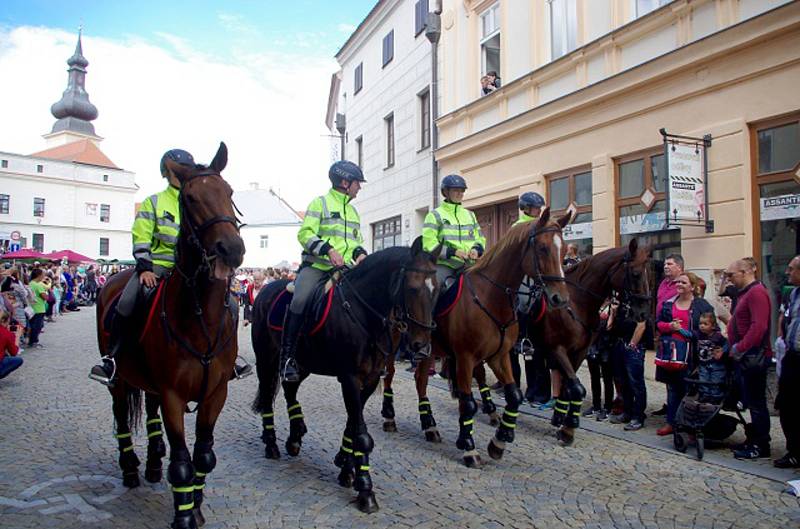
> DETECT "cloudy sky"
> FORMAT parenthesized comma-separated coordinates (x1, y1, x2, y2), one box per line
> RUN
(0, 0, 374, 208)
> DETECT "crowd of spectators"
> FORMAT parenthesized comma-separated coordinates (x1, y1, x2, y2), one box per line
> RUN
(231, 267, 297, 327)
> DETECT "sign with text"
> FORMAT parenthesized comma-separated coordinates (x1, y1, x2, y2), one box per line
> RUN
(760, 193, 800, 222)
(563, 221, 592, 241)
(667, 143, 705, 223)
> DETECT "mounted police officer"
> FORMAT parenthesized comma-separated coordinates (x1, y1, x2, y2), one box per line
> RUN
(422, 174, 486, 295)
(89, 149, 251, 386)
(280, 160, 368, 382)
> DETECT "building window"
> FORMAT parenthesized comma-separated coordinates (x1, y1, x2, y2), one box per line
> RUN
(99, 237, 109, 256)
(549, 0, 578, 60)
(634, 0, 672, 18)
(0, 194, 8, 214)
(480, 3, 500, 76)
(103, 174, 109, 182)
(354, 63, 363, 94)
(33, 197, 45, 217)
(547, 166, 593, 256)
(372, 216, 402, 251)
(100, 204, 110, 223)
(260, 235, 269, 249)
(385, 113, 395, 168)
(419, 89, 431, 150)
(36, 164, 44, 173)
(85, 203, 97, 216)
(1, 159, 7, 168)
(415, 0, 429, 37)
(32, 233, 44, 252)
(382, 30, 394, 67)
(615, 149, 678, 261)
(355, 136, 363, 168)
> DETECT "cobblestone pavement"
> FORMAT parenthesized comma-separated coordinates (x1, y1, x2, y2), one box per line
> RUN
(0, 308, 798, 529)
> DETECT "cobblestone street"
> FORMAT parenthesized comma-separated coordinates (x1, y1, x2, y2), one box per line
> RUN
(1, 308, 798, 529)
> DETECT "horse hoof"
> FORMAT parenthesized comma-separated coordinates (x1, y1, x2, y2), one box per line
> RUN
(122, 472, 140, 488)
(488, 412, 500, 427)
(265, 443, 280, 460)
(192, 507, 206, 527)
(463, 454, 483, 468)
(144, 466, 162, 483)
(338, 470, 354, 488)
(170, 513, 197, 529)
(355, 491, 380, 514)
(424, 430, 442, 443)
(487, 440, 505, 460)
(556, 429, 574, 447)
(285, 440, 301, 457)
(383, 420, 397, 432)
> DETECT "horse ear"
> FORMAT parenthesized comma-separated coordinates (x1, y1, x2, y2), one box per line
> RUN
(165, 159, 193, 183)
(536, 206, 551, 228)
(411, 235, 423, 256)
(556, 210, 573, 229)
(628, 237, 639, 256)
(430, 243, 443, 261)
(210, 142, 228, 173)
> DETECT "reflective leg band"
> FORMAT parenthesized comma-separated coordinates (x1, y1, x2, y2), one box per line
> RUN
(353, 451, 364, 457)
(555, 400, 569, 413)
(173, 486, 194, 493)
(195, 472, 207, 477)
(115, 432, 132, 439)
(122, 445, 134, 452)
(194, 483, 205, 490)
(383, 391, 393, 398)
(360, 465, 370, 471)
(461, 418, 474, 435)
(501, 411, 518, 429)
(261, 412, 274, 417)
(262, 413, 275, 430)
(341, 436, 353, 454)
(570, 401, 582, 417)
(177, 502, 195, 511)
(287, 403, 301, 412)
(479, 387, 493, 401)
(419, 399, 431, 415)
(287, 403, 303, 421)
(146, 418, 162, 426)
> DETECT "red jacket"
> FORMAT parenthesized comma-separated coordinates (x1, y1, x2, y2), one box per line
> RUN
(728, 280, 772, 358)
(0, 325, 19, 363)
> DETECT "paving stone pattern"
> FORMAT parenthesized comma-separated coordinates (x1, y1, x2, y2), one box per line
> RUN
(0, 309, 797, 529)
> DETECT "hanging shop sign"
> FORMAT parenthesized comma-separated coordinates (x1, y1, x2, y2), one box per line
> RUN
(619, 210, 678, 235)
(760, 193, 800, 222)
(563, 221, 592, 241)
(660, 129, 713, 233)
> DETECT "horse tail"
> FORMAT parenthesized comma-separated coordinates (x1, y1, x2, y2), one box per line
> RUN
(250, 280, 287, 414)
(447, 352, 458, 399)
(128, 386, 143, 433)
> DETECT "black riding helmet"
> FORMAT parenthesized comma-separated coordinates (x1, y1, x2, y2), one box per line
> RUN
(329, 160, 366, 188)
(440, 174, 467, 197)
(160, 149, 196, 178)
(519, 191, 545, 210)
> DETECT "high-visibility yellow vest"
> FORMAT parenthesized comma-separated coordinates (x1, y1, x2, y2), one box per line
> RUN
(298, 188, 365, 271)
(422, 201, 486, 269)
(132, 185, 180, 271)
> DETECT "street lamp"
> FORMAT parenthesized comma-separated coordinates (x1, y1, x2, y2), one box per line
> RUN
(426, 2, 442, 208)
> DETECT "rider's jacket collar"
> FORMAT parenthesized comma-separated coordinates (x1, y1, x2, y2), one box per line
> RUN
(166, 185, 180, 198)
(441, 200, 462, 209)
(330, 187, 352, 204)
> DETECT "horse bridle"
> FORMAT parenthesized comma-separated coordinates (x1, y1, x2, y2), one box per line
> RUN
(520, 223, 570, 310)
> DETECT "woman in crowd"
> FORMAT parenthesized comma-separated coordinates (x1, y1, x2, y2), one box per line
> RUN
(27, 269, 49, 348)
(1, 268, 30, 343)
(655, 272, 714, 436)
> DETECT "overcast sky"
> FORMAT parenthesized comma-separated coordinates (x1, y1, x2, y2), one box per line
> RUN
(0, 1, 374, 209)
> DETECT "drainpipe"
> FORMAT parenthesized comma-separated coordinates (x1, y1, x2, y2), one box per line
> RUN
(335, 112, 346, 161)
(426, 2, 442, 209)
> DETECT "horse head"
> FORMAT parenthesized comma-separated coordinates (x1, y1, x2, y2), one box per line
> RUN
(525, 207, 572, 308)
(167, 142, 245, 281)
(610, 237, 652, 321)
(394, 236, 440, 355)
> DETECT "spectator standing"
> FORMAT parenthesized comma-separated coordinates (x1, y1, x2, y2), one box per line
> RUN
(563, 244, 581, 268)
(653, 254, 685, 417)
(583, 300, 616, 421)
(27, 268, 48, 348)
(694, 312, 729, 403)
(774, 255, 800, 468)
(725, 258, 772, 460)
(0, 310, 22, 379)
(609, 297, 648, 430)
(1, 269, 30, 338)
(85, 265, 98, 303)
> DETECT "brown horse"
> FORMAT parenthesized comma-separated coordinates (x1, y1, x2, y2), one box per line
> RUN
(95, 143, 244, 529)
(532, 238, 652, 446)
(382, 209, 571, 467)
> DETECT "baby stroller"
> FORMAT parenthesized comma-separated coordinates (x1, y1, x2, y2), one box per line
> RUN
(673, 370, 747, 460)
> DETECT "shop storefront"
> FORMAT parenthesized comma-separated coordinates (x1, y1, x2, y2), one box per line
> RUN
(548, 166, 593, 258)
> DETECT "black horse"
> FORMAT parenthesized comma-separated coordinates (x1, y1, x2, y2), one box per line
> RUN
(251, 238, 438, 513)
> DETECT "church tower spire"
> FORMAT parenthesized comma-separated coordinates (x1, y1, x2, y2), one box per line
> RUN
(45, 30, 101, 145)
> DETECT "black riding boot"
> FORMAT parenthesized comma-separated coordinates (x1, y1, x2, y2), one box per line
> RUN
(280, 311, 303, 383)
(89, 314, 125, 386)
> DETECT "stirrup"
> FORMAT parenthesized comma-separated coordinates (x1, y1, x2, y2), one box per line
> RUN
(234, 356, 253, 380)
(280, 357, 300, 383)
(412, 344, 432, 362)
(88, 356, 116, 387)
(519, 338, 534, 359)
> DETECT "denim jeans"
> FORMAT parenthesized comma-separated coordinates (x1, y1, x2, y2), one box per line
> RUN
(666, 376, 687, 426)
(623, 344, 647, 421)
(28, 313, 45, 345)
(587, 355, 614, 412)
(737, 357, 771, 449)
(0, 356, 23, 379)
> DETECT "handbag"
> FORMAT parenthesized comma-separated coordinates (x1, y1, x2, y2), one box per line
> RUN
(655, 335, 690, 371)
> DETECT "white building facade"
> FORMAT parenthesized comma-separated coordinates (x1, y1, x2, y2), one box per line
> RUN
(330, 0, 436, 252)
(233, 185, 303, 269)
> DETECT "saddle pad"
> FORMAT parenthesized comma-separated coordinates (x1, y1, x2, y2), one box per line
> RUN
(267, 284, 336, 336)
(139, 280, 168, 342)
(102, 291, 123, 333)
(434, 274, 464, 318)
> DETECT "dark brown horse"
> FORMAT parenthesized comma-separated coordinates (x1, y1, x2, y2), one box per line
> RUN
(382, 209, 571, 467)
(95, 143, 244, 529)
(532, 238, 652, 446)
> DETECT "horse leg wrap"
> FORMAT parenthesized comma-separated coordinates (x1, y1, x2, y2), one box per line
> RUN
(456, 394, 478, 451)
(418, 398, 437, 431)
(146, 417, 166, 460)
(287, 403, 307, 440)
(192, 441, 216, 508)
(352, 433, 374, 492)
(563, 379, 587, 428)
(334, 434, 354, 468)
(168, 452, 195, 517)
(551, 399, 569, 427)
(115, 431, 140, 471)
(478, 385, 496, 415)
(381, 391, 395, 420)
(496, 384, 523, 443)
(260, 412, 276, 444)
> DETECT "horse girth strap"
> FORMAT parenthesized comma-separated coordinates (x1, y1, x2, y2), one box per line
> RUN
(463, 273, 517, 358)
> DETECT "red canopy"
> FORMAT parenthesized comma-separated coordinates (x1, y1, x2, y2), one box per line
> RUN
(44, 250, 96, 264)
(0, 249, 46, 260)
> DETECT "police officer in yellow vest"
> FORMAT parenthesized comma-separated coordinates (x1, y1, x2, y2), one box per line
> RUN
(422, 174, 486, 293)
(280, 160, 368, 382)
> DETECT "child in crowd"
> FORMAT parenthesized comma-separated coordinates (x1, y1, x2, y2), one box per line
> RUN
(52, 280, 63, 317)
(694, 312, 729, 403)
(0, 310, 22, 380)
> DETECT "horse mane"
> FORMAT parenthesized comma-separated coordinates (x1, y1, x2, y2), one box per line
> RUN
(344, 246, 410, 284)
(470, 221, 534, 274)
(566, 246, 627, 282)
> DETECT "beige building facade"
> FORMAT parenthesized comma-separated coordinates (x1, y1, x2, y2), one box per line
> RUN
(434, 0, 800, 314)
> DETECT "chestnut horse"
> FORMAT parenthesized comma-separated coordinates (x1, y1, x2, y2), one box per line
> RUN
(251, 239, 438, 513)
(382, 209, 571, 467)
(95, 143, 244, 529)
(532, 238, 652, 446)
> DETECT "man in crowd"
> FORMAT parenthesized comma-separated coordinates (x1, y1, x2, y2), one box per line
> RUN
(775, 255, 800, 468)
(726, 258, 772, 460)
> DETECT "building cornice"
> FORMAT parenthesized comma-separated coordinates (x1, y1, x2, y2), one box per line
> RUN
(0, 150, 132, 174)
(335, 0, 401, 64)
(0, 170, 138, 192)
(0, 220, 132, 234)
